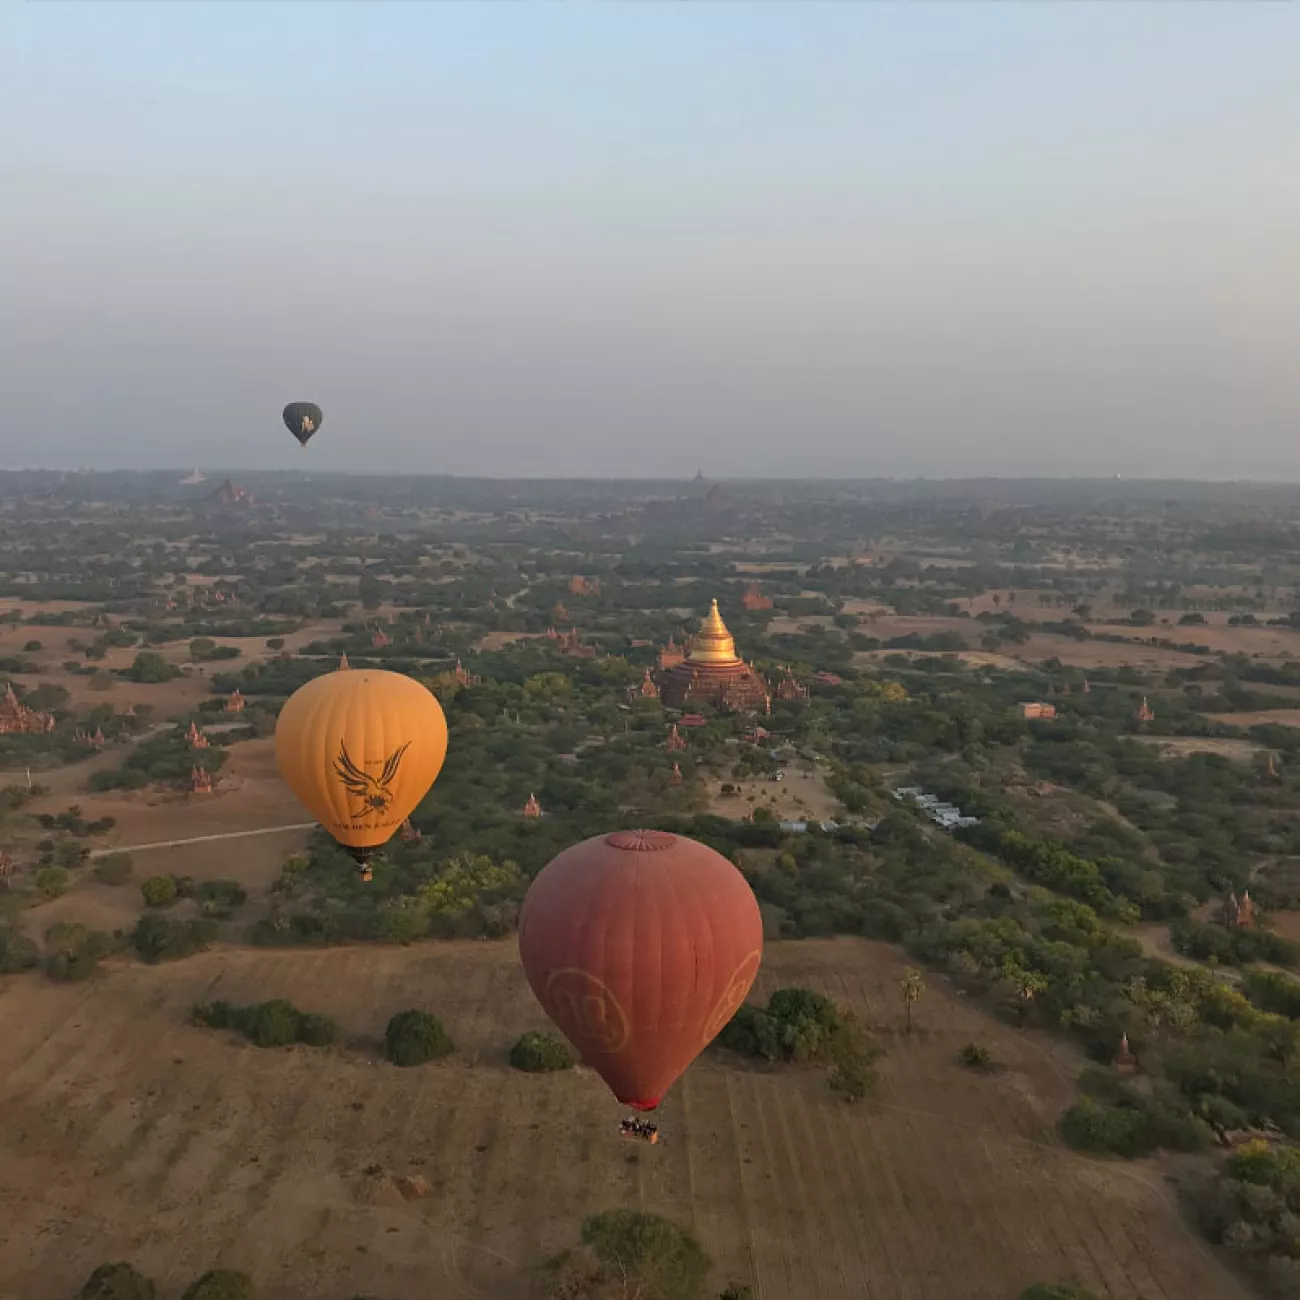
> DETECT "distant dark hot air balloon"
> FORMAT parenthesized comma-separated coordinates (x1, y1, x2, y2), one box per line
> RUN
(282, 402, 323, 448)
(518, 829, 763, 1112)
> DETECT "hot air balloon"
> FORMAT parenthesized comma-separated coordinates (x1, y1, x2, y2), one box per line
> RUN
(282, 402, 323, 448)
(274, 667, 448, 879)
(518, 829, 762, 1117)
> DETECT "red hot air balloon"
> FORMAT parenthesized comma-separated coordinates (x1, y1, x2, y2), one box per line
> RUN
(518, 829, 763, 1112)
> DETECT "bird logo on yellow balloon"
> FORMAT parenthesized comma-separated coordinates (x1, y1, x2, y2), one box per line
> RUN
(334, 740, 410, 820)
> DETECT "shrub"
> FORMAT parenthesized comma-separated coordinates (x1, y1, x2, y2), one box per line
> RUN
(76, 1262, 158, 1300)
(45, 925, 114, 981)
(385, 1009, 454, 1066)
(181, 1271, 252, 1300)
(140, 875, 178, 907)
(827, 1015, 881, 1102)
(242, 998, 304, 1048)
(94, 852, 134, 885)
(0, 923, 38, 974)
(510, 1029, 574, 1072)
(34, 865, 69, 898)
(192, 999, 236, 1029)
(959, 1043, 992, 1068)
(296, 1011, 338, 1047)
(131, 915, 217, 964)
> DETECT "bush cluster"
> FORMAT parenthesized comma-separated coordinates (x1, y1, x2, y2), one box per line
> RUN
(192, 998, 337, 1049)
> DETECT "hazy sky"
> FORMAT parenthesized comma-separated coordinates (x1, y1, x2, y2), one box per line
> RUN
(2, 3, 1297, 479)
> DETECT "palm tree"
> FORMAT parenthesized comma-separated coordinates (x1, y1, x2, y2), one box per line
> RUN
(899, 968, 925, 1034)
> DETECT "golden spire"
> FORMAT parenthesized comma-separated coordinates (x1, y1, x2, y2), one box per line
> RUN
(687, 599, 740, 665)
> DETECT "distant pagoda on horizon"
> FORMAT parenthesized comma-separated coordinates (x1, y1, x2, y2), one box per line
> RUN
(657, 600, 770, 714)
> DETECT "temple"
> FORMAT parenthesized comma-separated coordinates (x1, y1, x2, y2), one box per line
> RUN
(224, 690, 245, 714)
(568, 576, 601, 597)
(399, 817, 421, 842)
(741, 581, 773, 612)
(627, 669, 659, 702)
(657, 601, 770, 714)
(522, 793, 543, 819)
(185, 721, 209, 749)
(665, 724, 687, 752)
(190, 766, 213, 794)
(1221, 888, 1255, 929)
(1133, 696, 1155, 726)
(1114, 1033, 1138, 1075)
(453, 659, 481, 687)
(774, 668, 809, 702)
(0, 684, 55, 735)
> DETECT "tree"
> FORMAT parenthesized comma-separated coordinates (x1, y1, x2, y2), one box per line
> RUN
(385, 1009, 454, 1066)
(126, 651, 180, 683)
(546, 1209, 710, 1300)
(828, 1015, 881, 1103)
(899, 968, 925, 1033)
(140, 875, 178, 907)
(181, 1271, 252, 1300)
(1001, 960, 1048, 1028)
(76, 1263, 158, 1300)
(34, 865, 68, 898)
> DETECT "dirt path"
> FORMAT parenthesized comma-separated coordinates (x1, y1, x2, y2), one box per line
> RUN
(87, 823, 316, 859)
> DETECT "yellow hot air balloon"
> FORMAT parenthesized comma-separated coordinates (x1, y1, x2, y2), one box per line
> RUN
(275, 667, 448, 879)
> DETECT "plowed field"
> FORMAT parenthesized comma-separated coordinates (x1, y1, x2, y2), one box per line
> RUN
(0, 939, 1246, 1300)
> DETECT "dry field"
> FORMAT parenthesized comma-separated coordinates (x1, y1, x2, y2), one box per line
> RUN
(1205, 709, 1300, 730)
(1130, 736, 1265, 761)
(705, 769, 841, 824)
(0, 937, 1245, 1300)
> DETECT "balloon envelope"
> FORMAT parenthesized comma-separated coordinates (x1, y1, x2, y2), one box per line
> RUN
(274, 668, 447, 856)
(282, 402, 323, 447)
(518, 829, 763, 1110)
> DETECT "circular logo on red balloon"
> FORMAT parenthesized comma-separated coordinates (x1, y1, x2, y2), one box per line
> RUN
(701, 949, 763, 1045)
(543, 967, 631, 1054)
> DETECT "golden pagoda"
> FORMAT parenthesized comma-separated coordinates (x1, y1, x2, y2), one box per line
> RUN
(657, 600, 770, 714)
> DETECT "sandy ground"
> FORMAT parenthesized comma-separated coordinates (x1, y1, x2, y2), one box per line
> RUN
(706, 768, 841, 823)
(0, 938, 1247, 1300)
